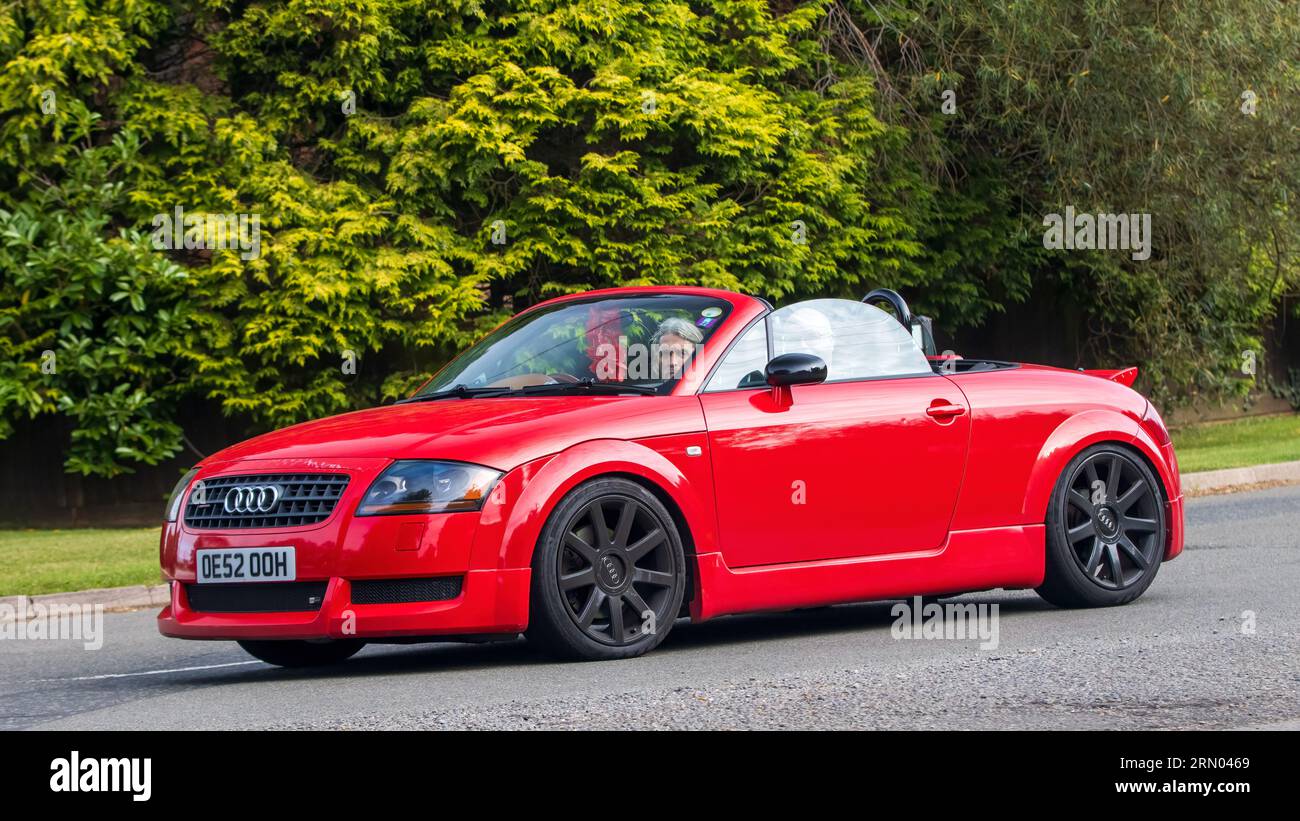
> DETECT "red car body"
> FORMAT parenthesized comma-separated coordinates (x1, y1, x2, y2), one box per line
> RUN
(158, 286, 1183, 649)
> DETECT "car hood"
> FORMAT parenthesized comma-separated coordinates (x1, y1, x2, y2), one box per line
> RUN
(204, 396, 705, 471)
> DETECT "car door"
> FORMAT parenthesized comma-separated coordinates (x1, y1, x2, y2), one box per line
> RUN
(699, 299, 970, 568)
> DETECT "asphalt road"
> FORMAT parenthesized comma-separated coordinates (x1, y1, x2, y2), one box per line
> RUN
(4, 485, 1298, 730)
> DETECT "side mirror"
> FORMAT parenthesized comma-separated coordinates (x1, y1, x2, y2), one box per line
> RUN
(765, 353, 828, 387)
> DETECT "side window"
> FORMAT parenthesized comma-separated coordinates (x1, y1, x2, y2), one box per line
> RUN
(704, 318, 770, 392)
(769, 298, 932, 381)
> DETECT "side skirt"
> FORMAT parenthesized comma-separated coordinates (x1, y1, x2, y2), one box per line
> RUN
(689, 524, 1045, 621)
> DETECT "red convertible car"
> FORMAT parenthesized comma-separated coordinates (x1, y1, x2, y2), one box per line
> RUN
(158, 286, 1184, 665)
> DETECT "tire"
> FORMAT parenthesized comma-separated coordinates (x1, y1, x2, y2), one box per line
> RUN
(237, 639, 366, 668)
(1036, 443, 1167, 608)
(526, 478, 686, 661)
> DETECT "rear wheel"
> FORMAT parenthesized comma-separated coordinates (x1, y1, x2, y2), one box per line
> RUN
(237, 639, 366, 668)
(1036, 444, 1166, 608)
(527, 478, 686, 661)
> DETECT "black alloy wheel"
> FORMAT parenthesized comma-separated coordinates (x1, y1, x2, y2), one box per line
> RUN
(1037, 444, 1166, 608)
(557, 495, 677, 645)
(528, 478, 685, 660)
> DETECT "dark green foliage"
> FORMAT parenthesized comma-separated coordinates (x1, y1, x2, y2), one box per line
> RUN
(842, 0, 1300, 401)
(1, 0, 1296, 475)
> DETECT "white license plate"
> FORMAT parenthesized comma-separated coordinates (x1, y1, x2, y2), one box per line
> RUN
(196, 547, 295, 584)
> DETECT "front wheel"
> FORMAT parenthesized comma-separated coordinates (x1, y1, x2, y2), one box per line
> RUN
(526, 478, 686, 661)
(1036, 444, 1166, 608)
(237, 639, 366, 668)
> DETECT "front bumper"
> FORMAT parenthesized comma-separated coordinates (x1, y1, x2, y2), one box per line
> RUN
(157, 456, 532, 641)
(157, 569, 530, 640)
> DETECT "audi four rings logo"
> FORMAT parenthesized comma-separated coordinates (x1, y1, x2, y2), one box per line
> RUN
(222, 484, 282, 514)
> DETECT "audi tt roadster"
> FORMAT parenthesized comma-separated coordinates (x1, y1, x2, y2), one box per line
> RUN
(158, 286, 1184, 665)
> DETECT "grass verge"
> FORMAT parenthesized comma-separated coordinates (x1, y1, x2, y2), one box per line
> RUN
(0, 528, 160, 597)
(1170, 413, 1300, 473)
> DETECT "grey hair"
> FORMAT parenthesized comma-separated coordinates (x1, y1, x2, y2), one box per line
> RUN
(652, 316, 704, 344)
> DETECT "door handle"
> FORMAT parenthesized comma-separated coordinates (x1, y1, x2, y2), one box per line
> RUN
(926, 402, 966, 419)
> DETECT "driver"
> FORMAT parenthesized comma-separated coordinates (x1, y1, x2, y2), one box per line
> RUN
(651, 317, 704, 380)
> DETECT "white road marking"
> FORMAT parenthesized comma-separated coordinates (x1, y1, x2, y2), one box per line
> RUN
(36, 660, 262, 682)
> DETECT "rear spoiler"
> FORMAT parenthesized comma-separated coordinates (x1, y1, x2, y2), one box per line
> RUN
(1081, 366, 1139, 388)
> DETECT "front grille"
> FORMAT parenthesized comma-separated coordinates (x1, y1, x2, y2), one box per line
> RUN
(186, 582, 328, 613)
(184, 473, 350, 529)
(351, 576, 463, 605)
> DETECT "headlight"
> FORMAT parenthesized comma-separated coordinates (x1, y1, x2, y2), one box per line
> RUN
(356, 460, 502, 516)
(165, 467, 200, 522)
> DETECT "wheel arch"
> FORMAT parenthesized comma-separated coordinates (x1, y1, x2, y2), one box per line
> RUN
(474, 439, 715, 583)
(1022, 409, 1177, 524)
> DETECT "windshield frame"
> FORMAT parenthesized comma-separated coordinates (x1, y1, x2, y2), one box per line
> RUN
(414, 290, 757, 399)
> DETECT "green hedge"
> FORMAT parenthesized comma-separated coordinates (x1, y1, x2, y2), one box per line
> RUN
(1, 0, 1296, 477)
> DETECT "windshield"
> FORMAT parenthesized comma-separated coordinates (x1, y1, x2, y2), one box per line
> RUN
(417, 294, 734, 396)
